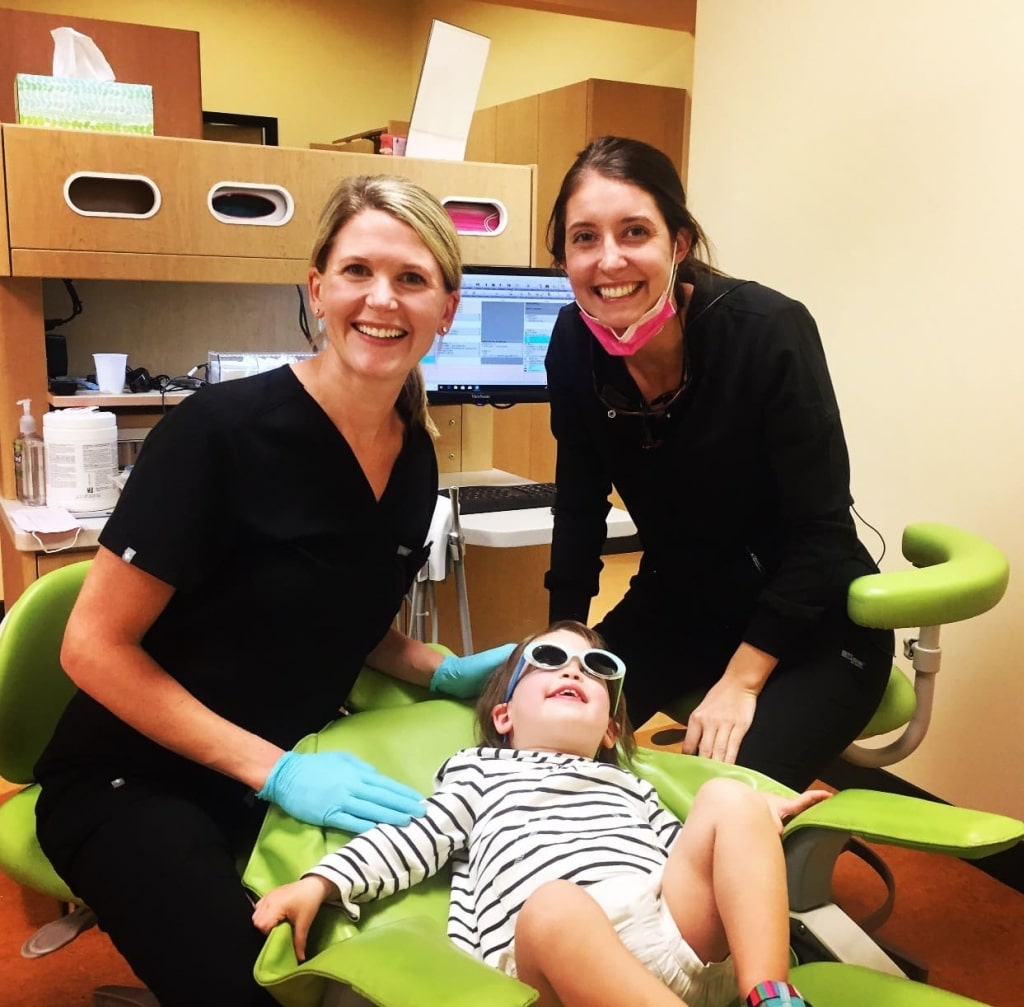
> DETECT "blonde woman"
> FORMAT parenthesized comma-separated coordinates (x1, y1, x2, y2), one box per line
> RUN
(35, 175, 511, 1006)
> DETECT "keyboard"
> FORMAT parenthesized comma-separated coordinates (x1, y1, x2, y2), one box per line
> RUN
(439, 482, 557, 515)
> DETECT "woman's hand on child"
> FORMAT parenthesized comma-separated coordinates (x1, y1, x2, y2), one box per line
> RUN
(765, 789, 833, 834)
(253, 875, 334, 962)
(256, 751, 425, 832)
(429, 643, 517, 698)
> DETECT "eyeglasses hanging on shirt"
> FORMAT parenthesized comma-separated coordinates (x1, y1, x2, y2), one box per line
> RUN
(590, 280, 752, 450)
(594, 379, 685, 450)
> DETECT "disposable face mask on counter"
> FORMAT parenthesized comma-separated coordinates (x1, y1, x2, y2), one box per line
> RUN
(9, 506, 82, 553)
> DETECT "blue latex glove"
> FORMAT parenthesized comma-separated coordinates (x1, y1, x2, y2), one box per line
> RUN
(256, 751, 425, 833)
(428, 643, 517, 699)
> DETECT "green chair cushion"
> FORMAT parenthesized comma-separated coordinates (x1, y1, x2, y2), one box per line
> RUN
(790, 962, 989, 1005)
(0, 786, 77, 902)
(785, 789, 1023, 860)
(848, 522, 1009, 630)
(858, 665, 918, 738)
(0, 560, 91, 783)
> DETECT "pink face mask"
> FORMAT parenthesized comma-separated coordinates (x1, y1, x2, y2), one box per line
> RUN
(578, 262, 679, 357)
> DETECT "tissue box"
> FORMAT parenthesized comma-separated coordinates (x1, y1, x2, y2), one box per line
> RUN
(14, 73, 154, 135)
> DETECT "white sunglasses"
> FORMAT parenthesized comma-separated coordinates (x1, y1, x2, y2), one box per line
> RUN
(502, 641, 626, 705)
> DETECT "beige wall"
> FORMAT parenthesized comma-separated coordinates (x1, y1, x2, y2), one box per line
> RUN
(2, 1, 691, 148)
(411, 1, 691, 107)
(688, 1, 1024, 818)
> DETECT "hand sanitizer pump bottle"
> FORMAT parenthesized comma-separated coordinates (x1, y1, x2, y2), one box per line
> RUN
(14, 398, 46, 506)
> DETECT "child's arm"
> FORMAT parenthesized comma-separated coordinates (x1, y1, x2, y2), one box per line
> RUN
(764, 788, 832, 833)
(252, 874, 335, 961)
(310, 782, 471, 910)
(251, 757, 476, 960)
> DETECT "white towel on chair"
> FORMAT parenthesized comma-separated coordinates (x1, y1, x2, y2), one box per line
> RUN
(420, 495, 453, 582)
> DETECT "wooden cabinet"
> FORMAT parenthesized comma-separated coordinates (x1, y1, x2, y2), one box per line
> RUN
(2, 126, 534, 282)
(470, 78, 689, 267)
(0, 126, 538, 606)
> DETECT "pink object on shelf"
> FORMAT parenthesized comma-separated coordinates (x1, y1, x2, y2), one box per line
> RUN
(443, 198, 506, 235)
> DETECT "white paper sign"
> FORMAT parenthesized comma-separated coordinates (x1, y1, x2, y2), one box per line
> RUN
(405, 20, 490, 162)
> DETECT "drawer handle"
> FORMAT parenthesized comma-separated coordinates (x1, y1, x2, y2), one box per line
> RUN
(442, 197, 507, 236)
(63, 172, 161, 219)
(207, 182, 294, 226)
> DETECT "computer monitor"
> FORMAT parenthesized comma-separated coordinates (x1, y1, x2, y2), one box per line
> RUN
(423, 265, 575, 405)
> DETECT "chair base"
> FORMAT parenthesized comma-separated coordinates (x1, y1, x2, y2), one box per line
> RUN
(21, 903, 97, 958)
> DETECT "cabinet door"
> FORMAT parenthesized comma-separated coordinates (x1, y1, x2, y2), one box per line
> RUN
(537, 81, 590, 267)
(466, 105, 497, 163)
(495, 95, 539, 167)
(586, 79, 687, 173)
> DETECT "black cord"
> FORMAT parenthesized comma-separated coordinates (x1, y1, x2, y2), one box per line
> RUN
(852, 504, 887, 566)
(296, 284, 314, 348)
(44, 279, 84, 331)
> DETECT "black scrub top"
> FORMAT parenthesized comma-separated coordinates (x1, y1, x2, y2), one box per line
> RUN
(35, 366, 437, 788)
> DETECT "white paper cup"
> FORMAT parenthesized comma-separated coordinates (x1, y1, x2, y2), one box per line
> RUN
(93, 353, 128, 394)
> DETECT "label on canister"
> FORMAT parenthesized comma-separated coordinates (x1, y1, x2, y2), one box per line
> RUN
(43, 407, 119, 513)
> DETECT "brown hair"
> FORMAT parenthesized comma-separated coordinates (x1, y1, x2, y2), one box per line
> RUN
(545, 136, 718, 293)
(309, 174, 462, 437)
(474, 620, 636, 766)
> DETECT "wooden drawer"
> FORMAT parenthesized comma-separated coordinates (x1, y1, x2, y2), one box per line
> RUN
(2, 126, 535, 281)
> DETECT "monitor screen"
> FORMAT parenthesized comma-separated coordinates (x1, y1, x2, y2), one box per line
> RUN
(423, 265, 575, 405)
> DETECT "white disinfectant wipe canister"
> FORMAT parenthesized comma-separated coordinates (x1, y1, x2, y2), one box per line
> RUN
(43, 407, 120, 513)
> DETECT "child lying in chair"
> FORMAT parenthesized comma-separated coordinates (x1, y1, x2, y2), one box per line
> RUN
(253, 620, 829, 1007)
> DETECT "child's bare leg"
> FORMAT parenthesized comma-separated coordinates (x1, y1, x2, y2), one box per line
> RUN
(661, 777, 790, 998)
(514, 880, 685, 1007)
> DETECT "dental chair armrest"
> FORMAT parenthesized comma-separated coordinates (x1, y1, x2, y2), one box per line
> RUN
(783, 789, 1024, 859)
(256, 915, 536, 1007)
(848, 522, 1009, 629)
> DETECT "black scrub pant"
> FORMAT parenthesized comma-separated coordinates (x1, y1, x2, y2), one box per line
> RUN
(36, 771, 278, 1007)
(596, 583, 894, 792)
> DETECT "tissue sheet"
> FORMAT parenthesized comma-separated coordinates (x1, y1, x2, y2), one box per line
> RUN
(15, 73, 154, 135)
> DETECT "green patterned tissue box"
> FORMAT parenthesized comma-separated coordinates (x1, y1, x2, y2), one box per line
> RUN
(15, 74, 154, 135)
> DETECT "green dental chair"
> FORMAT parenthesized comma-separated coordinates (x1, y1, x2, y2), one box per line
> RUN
(244, 689, 1021, 1007)
(0, 561, 157, 1007)
(0, 525, 1017, 1006)
(0, 561, 93, 952)
(242, 521, 1018, 1006)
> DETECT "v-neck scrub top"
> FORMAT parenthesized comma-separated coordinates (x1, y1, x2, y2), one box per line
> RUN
(35, 366, 437, 787)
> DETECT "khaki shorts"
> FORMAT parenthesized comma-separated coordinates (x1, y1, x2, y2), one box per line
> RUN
(500, 869, 737, 1007)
